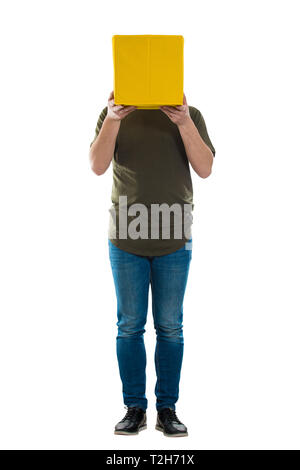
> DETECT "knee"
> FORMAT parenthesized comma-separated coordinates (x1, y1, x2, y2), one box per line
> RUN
(117, 318, 146, 339)
(155, 323, 183, 343)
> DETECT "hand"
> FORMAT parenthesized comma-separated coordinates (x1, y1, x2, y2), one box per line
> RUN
(160, 93, 191, 126)
(106, 91, 137, 121)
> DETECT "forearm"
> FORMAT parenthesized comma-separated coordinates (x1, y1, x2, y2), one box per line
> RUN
(89, 117, 120, 175)
(178, 117, 213, 178)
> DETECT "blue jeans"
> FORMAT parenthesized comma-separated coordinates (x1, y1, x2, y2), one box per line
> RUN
(108, 239, 192, 411)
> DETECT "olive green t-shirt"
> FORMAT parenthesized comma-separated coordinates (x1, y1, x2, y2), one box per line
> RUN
(90, 106, 215, 256)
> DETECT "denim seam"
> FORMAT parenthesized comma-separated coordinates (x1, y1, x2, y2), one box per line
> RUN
(151, 270, 161, 406)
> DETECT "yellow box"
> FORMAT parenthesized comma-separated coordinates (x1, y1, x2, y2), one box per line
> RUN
(112, 35, 184, 109)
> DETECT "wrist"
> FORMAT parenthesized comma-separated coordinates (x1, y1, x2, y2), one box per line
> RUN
(105, 115, 121, 124)
(177, 115, 192, 130)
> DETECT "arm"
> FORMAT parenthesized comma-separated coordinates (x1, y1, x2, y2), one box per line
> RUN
(89, 114, 120, 175)
(89, 91, 136, 175)
(177, 117, 213, 178)
(160, 94, 214, 178)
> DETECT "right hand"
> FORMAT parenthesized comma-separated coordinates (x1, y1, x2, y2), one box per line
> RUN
(107, 91, 137, 121)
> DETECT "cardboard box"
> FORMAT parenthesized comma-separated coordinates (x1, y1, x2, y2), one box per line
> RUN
(112, 35, 184, 109)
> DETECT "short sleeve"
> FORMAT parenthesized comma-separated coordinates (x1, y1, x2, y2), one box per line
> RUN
(90, 106, 108, 147)
(189, 106, 216, 157)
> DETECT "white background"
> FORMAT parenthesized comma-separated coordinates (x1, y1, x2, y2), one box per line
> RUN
(0, 0, 299, 450)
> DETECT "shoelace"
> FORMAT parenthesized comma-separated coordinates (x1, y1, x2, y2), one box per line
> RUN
(161, 408, 182, 424)
(121, 406, 140, 422)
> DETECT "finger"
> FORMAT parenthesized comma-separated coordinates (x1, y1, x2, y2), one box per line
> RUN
(160, 108, 174, 119)
(118, 106, 137, 116)
(120, 105, 136, 111)
(161, 105, 176, 110)
(161, 106, 177, 114)
(108, 90, 114, 99)
(183, 93, 187, 105)
(118, 107, 136, 115)
(108, 96, 116, 106)
(164, 109, 178, 116)
(112, 104, 124, 112)
(121, 109, 136, 117)
(160, 105, 173, 112)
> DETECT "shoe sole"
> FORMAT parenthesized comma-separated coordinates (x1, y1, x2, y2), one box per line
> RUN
(114, 424, 147, 436)
(155, 424, 188, 437)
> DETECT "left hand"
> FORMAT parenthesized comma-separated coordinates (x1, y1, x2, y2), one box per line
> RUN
(160, 93, 191, 126)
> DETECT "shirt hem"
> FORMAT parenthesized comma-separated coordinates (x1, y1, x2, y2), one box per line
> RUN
(108, 237, 190, 257)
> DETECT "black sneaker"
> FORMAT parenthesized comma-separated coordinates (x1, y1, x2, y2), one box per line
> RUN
(156, 408, 188, 437)
(114, 406, 147, 435)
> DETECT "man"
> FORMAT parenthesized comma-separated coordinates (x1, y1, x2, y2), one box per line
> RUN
(89, 91, 215, 437)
